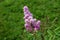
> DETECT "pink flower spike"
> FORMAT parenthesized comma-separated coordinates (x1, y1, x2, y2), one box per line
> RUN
(23, 6, 41, 32)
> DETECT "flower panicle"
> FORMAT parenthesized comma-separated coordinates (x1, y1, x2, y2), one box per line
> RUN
(23, 6, 40, 32)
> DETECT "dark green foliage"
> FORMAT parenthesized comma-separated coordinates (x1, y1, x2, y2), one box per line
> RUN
(0, 0, 60, 40)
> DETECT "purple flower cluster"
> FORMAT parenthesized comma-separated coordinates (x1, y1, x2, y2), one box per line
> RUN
(23, 6, 40, 32)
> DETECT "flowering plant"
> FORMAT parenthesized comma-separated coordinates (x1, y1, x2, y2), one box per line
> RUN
(23, 6, 40, 33)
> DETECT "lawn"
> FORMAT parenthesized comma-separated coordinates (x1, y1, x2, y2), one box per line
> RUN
(0, 0, 60, 40)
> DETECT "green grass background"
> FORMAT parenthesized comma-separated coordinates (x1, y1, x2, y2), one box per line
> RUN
(0, 0, 60, 40)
